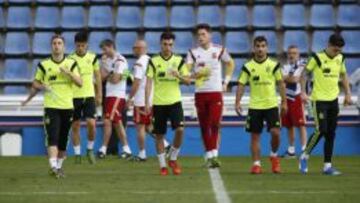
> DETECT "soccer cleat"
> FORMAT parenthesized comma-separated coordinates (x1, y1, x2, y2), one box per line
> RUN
(250, 165, 262, 174)
(165, 145, 172, 158)
(131, 156, 147, 162)
(160, 167, 169, 176)
(119, 152, 133, 160)
(323, 167, 342, 176)
(270, 157, 281, 173)
(48, 167, 59, 179)
(87, 149, 96, 164)
(97, 151, 106, 159)
(74, 155, 82, 164)
(168, 160, 182, 175)
(281, 150, 296, 159)
(57, 168, 66, 178)
(299, 157, 308, 174)
(210, 157, 221, 168)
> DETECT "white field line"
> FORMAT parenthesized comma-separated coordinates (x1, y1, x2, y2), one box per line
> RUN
(208, 168, 232, 203)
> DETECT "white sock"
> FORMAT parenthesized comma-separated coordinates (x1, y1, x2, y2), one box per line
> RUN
(122, 145, 132, 154)
(288, 146, 295, 154)
(99, 146, 107, 154)
(212, 149, 218, 158)
(87, 140, 94, 150)
(301, 145, 306, 152)
(253, 160, 261, 166)
(300, 152, 309, 160)
(157, 153, 166, 168)
(73, 145, 81, 155)
(49, 157, 57, 168)
(138, 149, 146, 159)
(323, 162, 332, 170)
(163, 139, 170, 148)
(206, 151, 214, 159)
(170, 147, 180, 161)
(270, 151, 278, 157)
(57, 158, 64, 169)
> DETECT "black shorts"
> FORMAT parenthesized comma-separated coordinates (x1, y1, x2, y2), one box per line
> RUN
(73, 97, 96, 121)
(246, 107, 280, 133)
(44, 108, 73, 151)
(152, 102, 185, 135)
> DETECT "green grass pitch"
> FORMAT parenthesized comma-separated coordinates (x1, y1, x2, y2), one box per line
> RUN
(0, 156, 359, 203)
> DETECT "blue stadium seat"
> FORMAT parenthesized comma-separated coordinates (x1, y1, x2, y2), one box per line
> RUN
(225, 5, 248, 29)
(311, 31, 333, 52)
(0, 34, 3, 54)
(115, 32, 138, 55)
(0, 8, 4, 30)
(197, 6, 222, 28)
(62, 32, 76, 54)
(31, 58, 42, 79)
(342, 31, 360, 54)
(7, 7, 32, 30)
(283, 31, 308, 54)
(170, 6, 195, 29)
(61, 6, 86, 29)
(282, 4, 306, 28)
(33, 32, 53, 56)
(252, 5, 276, 29)
(3, 59, 30, 81)
(253, 31, 277, 54)
(116, 6, 142, 29)
(5, 32, 30, 55)
(35, 7, 60, 29)
(89, 32, 113, 54)
(212, 32, 222, 45)
(225, 32, 250, 54)
(144, 32, 161, 54)
(232, 58, 246, 82)
(337, 5, 360, 29)
(310, 5, 335, 29)
(144, 6, 168, 29)
(346, 58, 360, 76)
(3, 86, 28, 94)
(89, 6, 113, 29)
(173, 32, 193, 54)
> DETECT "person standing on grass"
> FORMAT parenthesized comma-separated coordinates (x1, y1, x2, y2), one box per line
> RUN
(22, 34, 83, 178)
(186, 23, 234, 168)
(299, 34, 352, 175)
(235, 36, 287, 175)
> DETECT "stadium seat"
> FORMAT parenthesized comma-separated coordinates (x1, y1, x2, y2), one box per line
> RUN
(4, 32, 30, 55)
(311, 31, 333, 52)
(35, 7, 60, 29)
(283, 31, 309, 54)
(252, 5, 276, 29)
(337, 5, 360, 29)
(62, 32, 76, 54)
(0, 8, 4, 29)
(88, 6, 113, 29)
(33, 32, 53, 56)
(61, 6, 86, 29)
(144, 32, 161, 54)
(342, 31, 360, 54)
(253, 31, 277, 54)
(197, 6, 222, 28)
(346, 58, 360, 76)
(115, 32, 138, 55)
(3, 86, 28, 94)
(282, 4, 306, 28)
(7, 6, 32, 30)
(173, 32, 193, 54)
(0, 34, 3, 54)
(143, 6, 168, 29)
(224, 5, 248, 29)
(310, 5, 335, 29)
(89, 32, 113, 54)
(116, 6, 142, 29)
(31, 58, 42, 79)
(225, 32, 250, 55)
(3, 60, 30, 94)
(212, 32, 222, 45)
(232, 58, 246, 82)
(170, 6, 195, 29)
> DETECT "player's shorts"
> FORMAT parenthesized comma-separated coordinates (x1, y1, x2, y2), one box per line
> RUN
(246, 107, 280, 133)
(133, 106, 152, 125)
(73, 97, 96, 121)
(104, 97, 126, 124)
(281, 95, 306, 128)
(152, 102, 184, 135)
(44, 108, 73, 151)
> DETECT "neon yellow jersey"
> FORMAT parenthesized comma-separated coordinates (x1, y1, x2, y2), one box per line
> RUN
(69, 52, 99, 98)
(238, 57, 282, 109)
(306, 51, 346, 101)
(146, 54, 189, 105)
(35, 57, 80, 109)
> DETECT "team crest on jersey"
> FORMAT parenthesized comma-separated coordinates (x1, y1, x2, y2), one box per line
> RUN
(212, 53, 217, 59)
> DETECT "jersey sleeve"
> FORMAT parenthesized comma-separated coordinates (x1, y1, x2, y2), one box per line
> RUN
(179, 58, 189, 76)
(274, 63, 282, 81)
(306, 57, 317, 72)
(340, 58, 347, 74)
(34, 63, 45, 82)
(238, 65, 249, 85)
(146, 59, 155, 78)
(92, 56, 100, 71)
(70, 61, 80, 76)
(186, 50, 195, 65)
(220, 48, 232, 63)
(114, 58, 126, 74)
(133, 62, 144, 80)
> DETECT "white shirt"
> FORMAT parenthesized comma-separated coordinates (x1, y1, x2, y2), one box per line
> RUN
(186, 43, 231, 93)
(282, 59, 306, 100)
(350, 68, 360, 108)
(133, 54, 152, 107)
(102, 52, 128, 98)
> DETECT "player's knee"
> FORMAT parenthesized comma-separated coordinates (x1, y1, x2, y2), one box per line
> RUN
(72, 120, 81, 129)
(86, 118, 96, 128)
(175, 127, 184, 134)
(270, 128, 280, 137)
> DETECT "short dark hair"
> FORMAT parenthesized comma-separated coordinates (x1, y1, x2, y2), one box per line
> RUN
(287, 45, 298, 50)
(328, 33, 345, 47)
(51, 34, 65, 43)
(100, 39, 115, 49)
(253, 36, 267, 46)
(160, 32, 176, 41)
(74, 31, 88, 43)
(195, 23, 212, 33)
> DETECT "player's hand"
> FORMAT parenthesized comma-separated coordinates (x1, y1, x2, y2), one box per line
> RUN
(60, 66, 71, 76)
(300, 92, 309, 104)
(344, 93, 352, 106)
(235, 102, 242, 116)
(280, 100, 288, 116)
(169, 69, 180, 78)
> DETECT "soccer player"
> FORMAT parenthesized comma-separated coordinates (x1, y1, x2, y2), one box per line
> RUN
(186, 23, 234, 168)
(70, 31, 102, 164)
(299, 34, 352, 175)
(126, 40, 171, 161)
(281, 45, 307, 158)
(235, 36, 287, 174)
(97, 39, 132, 159)
(145, 32, 191, 175)
(22, 34, 83, 178)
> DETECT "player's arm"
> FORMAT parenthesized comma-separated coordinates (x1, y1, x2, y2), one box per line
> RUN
(340, 60, 352, 106)
(22, 80, 44, 106)
(300, 57, 316, 102)
(94, 69, 102, 105)
(235, 66, 249, 115)
(145, 60, 154, 114)
(275, 63, 287, 115)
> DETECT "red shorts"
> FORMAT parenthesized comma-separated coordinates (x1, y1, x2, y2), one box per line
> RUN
(133, 106, 152, 125)
(104, 97, 126, 123)
(281, 95, 306, 128)
(195, 92, 223, 127)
